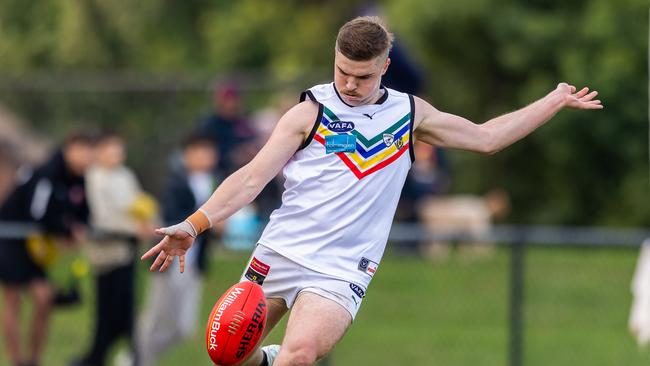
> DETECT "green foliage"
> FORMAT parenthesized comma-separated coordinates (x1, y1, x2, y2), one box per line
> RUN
(0, 0, 647, 225)
(386, 0, 649, 225)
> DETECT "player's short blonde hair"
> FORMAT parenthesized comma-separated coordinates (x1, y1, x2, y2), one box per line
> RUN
(336, 16, 394, 61)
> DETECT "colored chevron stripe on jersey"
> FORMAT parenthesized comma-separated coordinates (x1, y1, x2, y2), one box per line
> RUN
(315, 106, 411, 180)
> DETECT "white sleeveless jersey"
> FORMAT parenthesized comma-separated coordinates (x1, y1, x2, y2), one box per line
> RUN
(258, 83, 414, 287)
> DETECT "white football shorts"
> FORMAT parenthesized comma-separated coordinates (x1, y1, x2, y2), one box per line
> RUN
(239, 244, 366, 320)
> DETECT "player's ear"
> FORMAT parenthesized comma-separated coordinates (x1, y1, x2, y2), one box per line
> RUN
(381, 57, 391, 75)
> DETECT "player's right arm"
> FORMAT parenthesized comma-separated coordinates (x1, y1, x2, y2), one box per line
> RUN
(142, 101, 320, 272)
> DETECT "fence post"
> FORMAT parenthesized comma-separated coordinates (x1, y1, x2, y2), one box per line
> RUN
(509, 237, 525, 366)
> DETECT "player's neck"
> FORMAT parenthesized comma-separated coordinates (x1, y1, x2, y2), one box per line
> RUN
(367, 88, 385, 105)
(354, 87, 385, 106)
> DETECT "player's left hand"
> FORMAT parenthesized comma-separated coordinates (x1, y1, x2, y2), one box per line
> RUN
(556, 82, 603, 110)
(141, 221, 196, 273)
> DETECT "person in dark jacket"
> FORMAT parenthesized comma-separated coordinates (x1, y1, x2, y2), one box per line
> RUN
(197, 83, 257, 174)
(0, 132, 95, 366)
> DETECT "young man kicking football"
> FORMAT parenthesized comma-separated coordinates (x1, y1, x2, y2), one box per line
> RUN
(142, 16, 602, 366)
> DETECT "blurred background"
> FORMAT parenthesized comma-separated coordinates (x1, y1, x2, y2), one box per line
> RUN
(0, 0, 648, 365)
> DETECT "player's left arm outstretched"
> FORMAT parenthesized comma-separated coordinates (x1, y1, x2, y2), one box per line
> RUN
(141, 101, 319, 273)
(413, 82, 602, 154)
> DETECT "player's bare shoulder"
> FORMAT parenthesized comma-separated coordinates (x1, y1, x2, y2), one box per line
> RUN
(411, 95, 440, 131)
(257, 100, 321, 156)
(278, 100, 321, 138)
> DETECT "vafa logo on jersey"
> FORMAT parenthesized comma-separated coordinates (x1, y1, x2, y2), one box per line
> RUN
(327, 120, 355, 133)
(349, 283, 365, 298)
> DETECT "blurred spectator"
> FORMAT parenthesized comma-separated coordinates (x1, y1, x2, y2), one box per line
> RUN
(0, 131, 95, 366)
(418, 190, 510, 259)
(0, 105, 51, 206)
(248, 93, 294, 219)
(197, 83, 256, 174)
(0, 104, 50, 166)
(222, 204, 260, 251)
(72, 132, 157, 366)
(629, 238, 650, 347)
(359, 3, 425, 96)
(0, 139, 20, 206)
(137, 135, 222, 366)
(250, 92, 296, 148)
(395, 142, 450, 252)
(382, 41, 425, 95)
(397, 141, 451, 224)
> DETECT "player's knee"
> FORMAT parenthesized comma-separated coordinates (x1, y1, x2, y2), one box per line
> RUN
(279, 344, 319, 366)
(285, 351, 317, 366)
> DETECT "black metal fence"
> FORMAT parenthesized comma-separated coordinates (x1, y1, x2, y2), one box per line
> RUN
(1, 222, 649, 365)
(387, 224, 650, 366)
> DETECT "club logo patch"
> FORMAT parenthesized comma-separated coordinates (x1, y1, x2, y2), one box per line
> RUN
(327, 120, 355, 133)
(382, 133, 394, 147)
(244, 257, 270, 285)
(394, 136, 404, 150)
(357, 257, 379, 277)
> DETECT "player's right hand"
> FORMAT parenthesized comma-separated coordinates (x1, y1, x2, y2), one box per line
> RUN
(141, 221, 196, 273)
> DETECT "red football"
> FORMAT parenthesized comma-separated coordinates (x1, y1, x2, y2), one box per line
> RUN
(205, 281, 267, 365)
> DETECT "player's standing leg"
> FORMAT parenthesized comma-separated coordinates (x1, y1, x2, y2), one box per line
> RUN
(273, 292, 352, 366)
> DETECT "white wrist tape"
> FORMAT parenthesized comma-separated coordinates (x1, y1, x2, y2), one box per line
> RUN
(161, 221, 197, 238)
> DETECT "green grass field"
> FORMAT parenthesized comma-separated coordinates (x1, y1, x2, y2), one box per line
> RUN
(2, 246, 649, 365)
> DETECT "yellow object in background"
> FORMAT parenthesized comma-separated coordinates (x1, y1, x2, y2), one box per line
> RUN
(26, 234, 89, 281)
(26, 233, 59, 267)
(128, 192, 159, 222)
(70, 258, 89, 278)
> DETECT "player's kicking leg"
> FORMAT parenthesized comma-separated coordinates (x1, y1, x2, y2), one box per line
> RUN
(239, 297, 288, 366)
(273, 292, 352, 366)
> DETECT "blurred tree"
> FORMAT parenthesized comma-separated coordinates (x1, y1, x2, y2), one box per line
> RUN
(385, 0, 648, 225)
(0, 0, 646, 225)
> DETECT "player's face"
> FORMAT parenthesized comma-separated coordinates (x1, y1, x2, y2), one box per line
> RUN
(334, 51, 390, 107)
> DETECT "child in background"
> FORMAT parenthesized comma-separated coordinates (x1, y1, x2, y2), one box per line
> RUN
(72, 131, 156, 366)
(137, 135, 222, 366)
